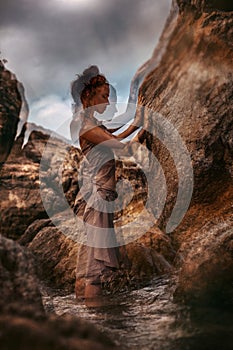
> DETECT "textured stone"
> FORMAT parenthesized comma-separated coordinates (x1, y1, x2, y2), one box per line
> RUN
(20, 217, 79, 292)
(0, 125, 80, 240)
(0, 225, 115, 349)
(136, 0, 233, 304)
(0, 234, 44, 314)
(174, 218, 233, 306)
(0, 61, 21, 167)
(20, 215, 175, 293)
(0, 313, 115, 350)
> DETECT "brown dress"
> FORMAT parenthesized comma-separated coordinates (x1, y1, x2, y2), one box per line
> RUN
(74, 113, 120, 286)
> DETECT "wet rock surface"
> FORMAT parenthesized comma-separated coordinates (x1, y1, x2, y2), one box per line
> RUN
(19, 213, 175, 294)
(137, 0, 233, 305)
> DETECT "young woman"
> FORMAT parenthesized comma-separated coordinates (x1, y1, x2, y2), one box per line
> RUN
(71, 66, 141, 301)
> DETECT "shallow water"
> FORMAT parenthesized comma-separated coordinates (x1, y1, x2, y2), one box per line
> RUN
(42, 276, 233, 350)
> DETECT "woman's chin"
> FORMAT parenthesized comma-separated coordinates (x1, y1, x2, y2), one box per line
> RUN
(97, 108, 107, 114)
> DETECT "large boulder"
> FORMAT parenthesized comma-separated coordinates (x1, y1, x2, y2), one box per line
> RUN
(0, 313, 115, 350)
(19, 212, 175, 294)
(19, 217, 79, 292)
(136, 0, 233, 304)
(0, 61, 21, 167)
(0, 124, 81, 240)
(0, 234, 43, 314)
(174, 218, 233, 306)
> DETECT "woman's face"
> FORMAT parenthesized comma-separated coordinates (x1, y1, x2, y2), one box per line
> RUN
(89, 84, 110, 114)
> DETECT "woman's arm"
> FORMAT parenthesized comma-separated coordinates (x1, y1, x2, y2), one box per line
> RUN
(116, 124, 140, 139)
(115, 104, 144, 139)
(81, 125, 126, 149)
(105, 125, 123, 134)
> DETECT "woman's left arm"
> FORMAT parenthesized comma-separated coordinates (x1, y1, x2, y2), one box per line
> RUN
(114, 103, 144, 139)
(105, 125, 123, 133)
(115, 124, 140, 139)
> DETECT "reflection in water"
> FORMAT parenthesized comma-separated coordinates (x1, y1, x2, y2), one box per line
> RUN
(42, 276, 233, 350)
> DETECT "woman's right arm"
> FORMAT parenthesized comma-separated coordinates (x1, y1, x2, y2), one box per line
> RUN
(81, 125, 126, 149)
(116, 124, 140, 140)
(115, 104, 144, 140)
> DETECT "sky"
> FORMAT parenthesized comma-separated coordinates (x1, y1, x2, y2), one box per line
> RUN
(0, 0, 172, 139)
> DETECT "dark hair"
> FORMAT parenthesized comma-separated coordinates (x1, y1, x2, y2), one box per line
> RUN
(80, 74, 109, 105)
(71, 65, 109, 108)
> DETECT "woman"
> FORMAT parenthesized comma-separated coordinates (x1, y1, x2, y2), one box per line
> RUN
(71, 66, 141, 301)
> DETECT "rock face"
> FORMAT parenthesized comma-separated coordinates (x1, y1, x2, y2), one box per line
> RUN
(19, 217, 79, 292)
(137, 0, 233, 304)
(0, 313, 115, 350)
(0, 234, 43, 314)
(0, 61, 21, 167)
(127, 0, 179, 106)
(174, 217, 233, 306)
(0, 123, 81, 240)
(0, 66, 82, 240)
(19, 214, 175, 294)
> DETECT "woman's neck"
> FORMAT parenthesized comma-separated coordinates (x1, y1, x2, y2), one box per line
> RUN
(84, 107, 94, 119)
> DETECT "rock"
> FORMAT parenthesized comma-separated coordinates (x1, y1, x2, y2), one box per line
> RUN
(0, 114, 149, 241)
(136, 0, 233, 304)
(127, 0, 179, 106)
(0, 61, 21, 168)
(15, 80, 29, 139)
(20, 213, 175, 294)
(0, 313, 115, 350)
(0, 126, 50, 239)
(139, 1, 233, 224)
(61, 146, 82, 208)
(0, 227, 115, 349)
(20, 216, 79, 292)
(174, 221, 233, 306)
(0, 234, 44, 314)
(0, 124, 81, 240)
(174, 207, 233, 306)
(177, 0, 233, 13)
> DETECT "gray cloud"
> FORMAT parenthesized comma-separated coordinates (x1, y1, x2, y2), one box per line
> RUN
(0, 0, 171, 130)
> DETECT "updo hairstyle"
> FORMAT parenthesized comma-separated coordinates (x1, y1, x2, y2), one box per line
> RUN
(71, 65, 109, 108)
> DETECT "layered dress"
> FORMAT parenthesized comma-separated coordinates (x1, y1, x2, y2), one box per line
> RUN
(74, 112, 121, 286)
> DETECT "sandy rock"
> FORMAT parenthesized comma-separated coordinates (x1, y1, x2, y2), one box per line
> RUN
(136, 0, 233, 303)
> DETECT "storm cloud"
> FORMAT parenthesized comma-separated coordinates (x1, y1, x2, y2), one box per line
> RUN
(0, 0, 171, 135)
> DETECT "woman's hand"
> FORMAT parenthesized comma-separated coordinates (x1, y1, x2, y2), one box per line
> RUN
(132, 128, 146, 143)
(114, 141, 134, 158)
